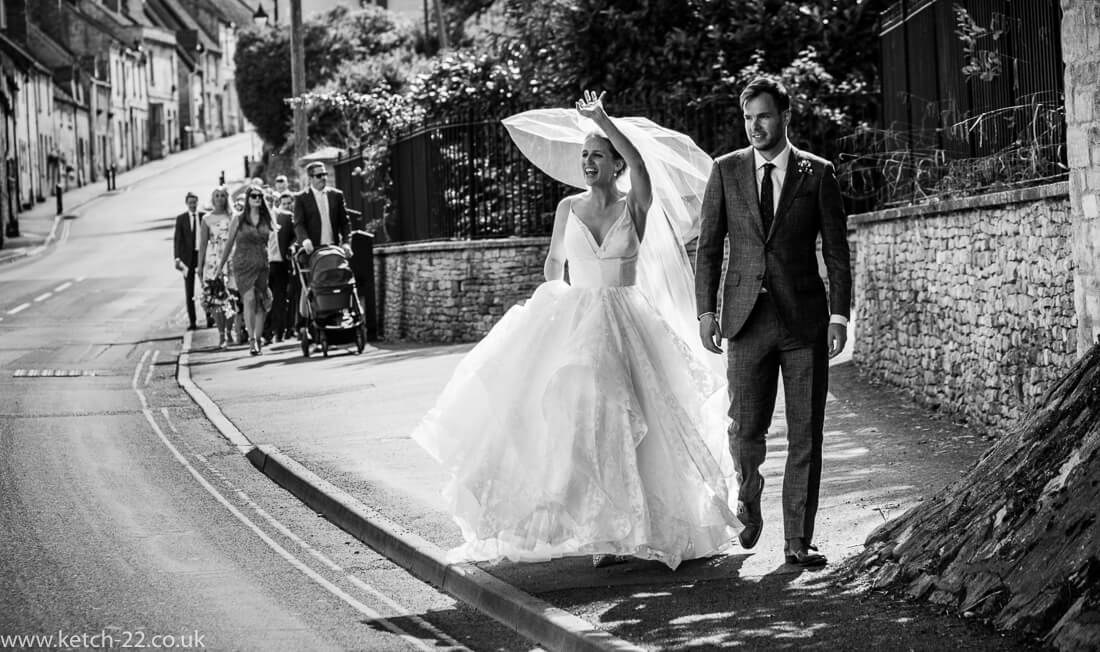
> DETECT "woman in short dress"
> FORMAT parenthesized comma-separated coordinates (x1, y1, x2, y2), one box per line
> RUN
(217, 187, 273, 356)
(197, 185, 236, 349)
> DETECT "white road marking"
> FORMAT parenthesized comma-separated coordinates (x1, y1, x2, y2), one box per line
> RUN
(34, 292, 52, 302)
(133, 361, 443, 651)
(159, 406, 466, 649)
(55, 281, 72, 292)
(7, 303, 29, 315)
(164, 413, 466, 646)
(75, 276, 86, 283)
(144, 350, 159, 387)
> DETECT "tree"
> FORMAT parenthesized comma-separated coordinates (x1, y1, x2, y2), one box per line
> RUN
(843, 344, 1100, 650)
(235, 4, 423, 150)
(485, 0, 892, 160)
(235, 28, 293, 147)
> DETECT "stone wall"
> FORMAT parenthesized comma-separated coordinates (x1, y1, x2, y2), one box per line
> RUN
(373, 238, 549, 343)
(1063, 0, 1100, 355)
(852, 183, 1076, 432)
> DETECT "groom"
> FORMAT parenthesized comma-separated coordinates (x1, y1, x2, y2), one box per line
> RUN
(695, 77, 851, 567)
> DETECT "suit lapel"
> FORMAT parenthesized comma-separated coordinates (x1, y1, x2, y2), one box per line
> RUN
(731, 149, 765, 241)
(773, 147, 806, 232)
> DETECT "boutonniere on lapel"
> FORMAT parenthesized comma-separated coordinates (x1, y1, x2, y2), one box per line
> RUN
(796, 158, 814, 176)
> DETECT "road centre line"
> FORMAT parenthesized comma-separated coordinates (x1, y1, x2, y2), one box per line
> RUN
(132, 360, 440, 652)
(7, 303, 29, 315)
(55, 281, 73, 292)
(33, 292, 51, 302)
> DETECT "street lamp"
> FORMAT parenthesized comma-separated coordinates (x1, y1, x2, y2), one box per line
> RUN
(252, 3, 269, 27)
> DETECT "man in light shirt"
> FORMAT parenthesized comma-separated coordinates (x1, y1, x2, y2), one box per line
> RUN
(293, 161, 349, 255)
(694, 77, 852, 568)
(264, 191, 296, 343)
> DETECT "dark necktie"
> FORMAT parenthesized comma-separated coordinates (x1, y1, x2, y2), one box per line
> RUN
(760, 162, 775, 235)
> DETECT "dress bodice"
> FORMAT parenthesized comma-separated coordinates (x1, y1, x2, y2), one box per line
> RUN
(235, 216, 271, 249)
(564, 206, 639, 288)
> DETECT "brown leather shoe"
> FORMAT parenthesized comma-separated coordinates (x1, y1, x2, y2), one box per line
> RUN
(736, 477, 764, 549)
(784, 540, 827, 567)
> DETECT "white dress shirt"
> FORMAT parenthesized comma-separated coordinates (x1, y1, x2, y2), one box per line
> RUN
(267, 221, 282, 262)
(753, 143, 791, 216)
(311, 187, 334, 245)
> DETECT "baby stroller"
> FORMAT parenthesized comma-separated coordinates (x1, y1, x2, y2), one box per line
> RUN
(292, 244, 368, 357)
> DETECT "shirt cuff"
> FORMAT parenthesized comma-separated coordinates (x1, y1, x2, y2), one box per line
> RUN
(697, 311, 717, 321)
(829, 314, 849, 326)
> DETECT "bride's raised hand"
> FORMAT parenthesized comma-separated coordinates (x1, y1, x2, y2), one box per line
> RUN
(575, 90, 608, 122)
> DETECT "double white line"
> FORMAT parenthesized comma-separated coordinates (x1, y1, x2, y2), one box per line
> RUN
(131, 349, 464, 651)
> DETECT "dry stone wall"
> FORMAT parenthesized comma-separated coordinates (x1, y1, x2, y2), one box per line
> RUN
(373, 238, 549, 343)
(852, 183, 1076, 432)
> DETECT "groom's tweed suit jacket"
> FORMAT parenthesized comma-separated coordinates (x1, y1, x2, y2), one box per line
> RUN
(694, 145, 851, 343)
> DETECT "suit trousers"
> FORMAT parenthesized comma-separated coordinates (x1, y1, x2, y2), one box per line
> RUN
(183, 250, 198, 327)
(265, 260, 291, 339)
(726, 291, 828, 543)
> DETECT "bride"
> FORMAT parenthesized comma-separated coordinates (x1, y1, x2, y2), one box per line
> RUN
(411, 91, 736, 570)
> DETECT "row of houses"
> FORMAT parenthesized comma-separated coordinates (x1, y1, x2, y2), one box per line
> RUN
(0, 0, 258, 242)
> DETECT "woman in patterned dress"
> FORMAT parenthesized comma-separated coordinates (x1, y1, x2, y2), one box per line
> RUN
(197, 185, 236, 349)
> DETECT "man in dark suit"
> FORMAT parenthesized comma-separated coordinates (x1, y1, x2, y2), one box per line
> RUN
(293, 161, 350, 254)
(172, 192, 202, 330)
(264, 191, 297, 343)
(695, 77, 852, 567)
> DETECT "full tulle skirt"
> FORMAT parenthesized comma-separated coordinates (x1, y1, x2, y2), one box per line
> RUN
(412, 280, 736, 570)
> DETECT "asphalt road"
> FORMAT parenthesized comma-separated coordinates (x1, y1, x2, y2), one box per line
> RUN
(0, 134, 532, 651)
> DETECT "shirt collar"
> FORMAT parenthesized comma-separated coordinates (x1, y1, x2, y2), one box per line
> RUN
(311, 186, 326, 198)
(753, 142, 792, 172)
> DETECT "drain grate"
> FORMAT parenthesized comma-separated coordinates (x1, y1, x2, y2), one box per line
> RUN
(12, 369, 99, 377)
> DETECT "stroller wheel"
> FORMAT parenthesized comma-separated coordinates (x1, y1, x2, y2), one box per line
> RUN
(355, 323, 366, 354)
(300, 327, 311, 357)
(320, 331, 329, 358)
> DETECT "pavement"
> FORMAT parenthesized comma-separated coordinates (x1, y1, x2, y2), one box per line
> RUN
(177, 321, 1049, 650)
(0, 136, 254, 266)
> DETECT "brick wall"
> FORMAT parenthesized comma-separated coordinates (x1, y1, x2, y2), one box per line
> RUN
(851, 183, 1076, 433)
(1063, 0, 1100, 355)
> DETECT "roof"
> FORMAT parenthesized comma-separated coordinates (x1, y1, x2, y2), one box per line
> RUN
(26, 23, 77, 70)
(144, 0, 221, 55)
(54, 82, 85, 108)
(203, 0, 256, 27)
(0, 33, 52, 75)
(300, 147, 348, 165)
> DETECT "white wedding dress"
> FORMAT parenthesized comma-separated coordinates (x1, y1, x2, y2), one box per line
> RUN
(412, 205, 736, 570)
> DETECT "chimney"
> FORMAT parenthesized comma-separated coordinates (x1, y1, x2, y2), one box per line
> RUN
(4, 0, 29, 45)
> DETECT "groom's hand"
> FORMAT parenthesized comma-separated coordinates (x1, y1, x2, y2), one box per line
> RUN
(827, 323, 847, 359)
(699, 313, 723, 354)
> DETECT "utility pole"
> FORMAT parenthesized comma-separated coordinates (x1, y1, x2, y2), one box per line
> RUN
(290, 0, 307, 187)
(432, 0, 449, 50)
